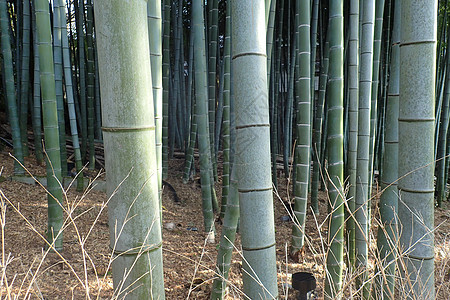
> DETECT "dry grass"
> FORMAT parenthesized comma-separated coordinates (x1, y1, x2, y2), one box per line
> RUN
(0, 149, 449, 299)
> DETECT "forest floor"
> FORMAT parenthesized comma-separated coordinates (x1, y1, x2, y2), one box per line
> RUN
(0, 145, 449, 299)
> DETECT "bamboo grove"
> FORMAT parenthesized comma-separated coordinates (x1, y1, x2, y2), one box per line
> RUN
(0, 0, 444, 299)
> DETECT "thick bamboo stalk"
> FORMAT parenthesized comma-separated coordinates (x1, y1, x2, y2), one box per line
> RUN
(232, 1, 278, 298)
(374, 2, 399, 299)
(398, 1, 436, 298)
(94, 0, 165, 297)
(290, 0, 311, 258)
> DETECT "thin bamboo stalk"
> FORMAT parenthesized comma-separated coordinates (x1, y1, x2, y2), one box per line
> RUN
(59, 0, 84, 191)
(35, 0, 64, 251)
(1, 0, 24, 174)
(324, 1, 345, 298)
(193, 0, 215, 242)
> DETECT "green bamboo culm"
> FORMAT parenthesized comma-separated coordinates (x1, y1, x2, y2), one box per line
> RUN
(398, 0, 436, 298)
(283, 38, 296, 178)
(290, 0, 311, 259)
(94, 48, 102, 141)
(186, 27, 195, 141)
(147, 0, 162, 199)
(35, 0, 64, 251)
(172, 1, 184, 147)
(77, 0, 87, 163)
(94, 0, 165, 298)
(374, 1, 400, 298)
(232, 1, 278, 298)
(264, 0, 270, 29)
(0, 0, 24, 174)
(211, 168, 239, 300)
(436, 53, 450, 207)
(214, 64, 225, 171)
(310, 0, 319, 107)
(52, 0, 67, 177)
(376, 0, 392, 178)
(19, 0, 31, 158)
(193, 0, 215, 243)
(59, 0, 83, 191)
(86, 0, 95, 170)
(308, 0, 319, 156)
(266, 0, 276, 85)
(346, 0, 359, 268)
(31, 1, 43, 164)
(324, 0, 345, 298)
(208, 0, 219, 180)
(368, 0, 386, 200)
(436, 4, 450, 207)
(182, 30, 196, 183)
(219, 0, 232, 220)
(161, 0, 170, 180)
(355, 1, 375, 298)
(182, 32, 196, 184)
(183, 100, 197, 184)
(268, 0, 278, 189)
(310, 30, 329, 215)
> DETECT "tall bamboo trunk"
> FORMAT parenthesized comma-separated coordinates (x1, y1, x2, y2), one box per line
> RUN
(53, 0, 67, 176)
(94, 0, 165, 298)
(374, 1, 400, 298)
(346, 0, 359, 268)
(31, 1, 43, 164)
(208, 0, 219, 179)
(232, 1, 278, 298)
(219, 2, 232, 220)
(324, 1, 345, 298)
(398, 0, 436, 298)
(59, 0, 84, 191)
(355, 1, 375, 298)
(19, 0, 31, 158)
(290, 0, 311, 259)
(35, 0, 64, 251)
(192, 0, 215, 242)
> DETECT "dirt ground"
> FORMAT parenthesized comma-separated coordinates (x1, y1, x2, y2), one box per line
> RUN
(0, 146, 449, 299)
